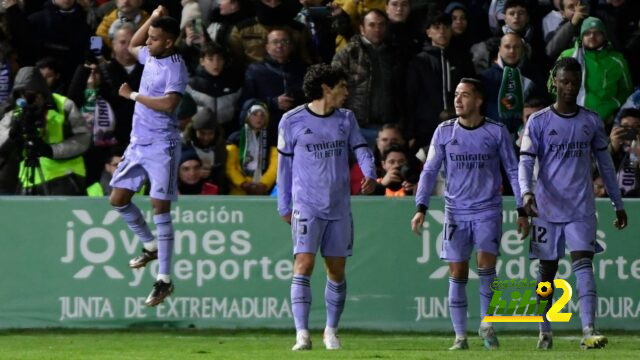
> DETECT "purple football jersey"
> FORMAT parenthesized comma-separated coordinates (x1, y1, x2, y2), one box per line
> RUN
(277, 105, 375, 220)
(519, 106, 624, 222)
(416, 118, 524, 221)
(131, 46, 188, 145)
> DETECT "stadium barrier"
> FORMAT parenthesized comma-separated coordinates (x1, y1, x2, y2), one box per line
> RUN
(0, 196, 638, 330)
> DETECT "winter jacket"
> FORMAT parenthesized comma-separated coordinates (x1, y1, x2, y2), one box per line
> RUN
(331, 35, 404, 127)
(556, 40, 633, 122)
(187, 66, 243, 133)
(406, 43, 475, 148)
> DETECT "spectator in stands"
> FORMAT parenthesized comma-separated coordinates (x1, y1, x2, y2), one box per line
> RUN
(593, 172, 608, 198)
(5, 0, 91, 88)
(544, 0, 589, 61)
(206, 0, 253, 48)
(94, 24, 142, 145)
(334, 0, 385, 46)
(226, 100, 277, 195)
(0, 67, 90, 195)
(176, 0, 208, 74)
(481, 32, 542, 135)
(553, 16, 633, 124)
(186, 42, 243, 136)
(67, 58, 121, 185)
(472, 0, 544, 73)
(228, 0, 314, 67)
(332, 9, 404, 145)
(374, 144, 417, 196)
(35, 57, 66, 95)
(614, 89, 640, 126)
(178, 145, 219, 195)
(241, 28, 307, 135)
(609, 108, 640, 197)
(594, 0, 640, 52)
(295, 0, 353, 63)
(0, 28, 14, 105)
(406, 12, 475, 150)
(444, 1, 473, 61)
(542, 0, 563, 42)
(384, 0, 421, 63)
(96, 0, 149, 49)
(86, 145, 128, 196)
(182, 107, 229, 194)
(516, 96, 549, 149)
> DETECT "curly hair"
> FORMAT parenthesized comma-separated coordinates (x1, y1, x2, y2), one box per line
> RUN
(303, 64, 347, 101)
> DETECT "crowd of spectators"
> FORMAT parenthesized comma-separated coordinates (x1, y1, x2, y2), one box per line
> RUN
(0, 0, 638, 197)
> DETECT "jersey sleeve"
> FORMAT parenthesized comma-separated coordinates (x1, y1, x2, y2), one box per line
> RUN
(138, 46, 149, 65)
(348, 112, 375, 179)
(591, 117, 625, 211)
(277, 119, 294, 216)
(415, 126, 445, 210)
(498, 125, 524, 208)
(165, 59, 188, 95)
(518, 116, 540, 196)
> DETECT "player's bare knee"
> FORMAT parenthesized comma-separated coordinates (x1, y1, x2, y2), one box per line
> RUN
(448, 262, 469, 280)
(110, 188, 133, 208)
(294, 253, 315, 276)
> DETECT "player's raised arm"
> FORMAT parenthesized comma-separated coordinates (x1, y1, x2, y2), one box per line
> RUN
(129, 6, 167, 60)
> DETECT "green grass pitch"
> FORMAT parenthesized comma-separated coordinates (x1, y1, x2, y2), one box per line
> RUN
(1, 330, 639, 359)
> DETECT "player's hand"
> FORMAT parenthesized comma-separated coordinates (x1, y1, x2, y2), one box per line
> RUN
(516, 216, 530, 239)
(151, 5, 167, 19)
(523, 192, 538, 217)
(411, 212, 425, 235)
(614, 209, 627, 230)
(118, 83, 133, 99)
(277, 94, 294, 111)
(360, 177, 375, 194)
(282, 213, 292, 224)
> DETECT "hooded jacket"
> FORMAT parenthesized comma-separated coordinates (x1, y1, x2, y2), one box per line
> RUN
(555, 17, 633, 122)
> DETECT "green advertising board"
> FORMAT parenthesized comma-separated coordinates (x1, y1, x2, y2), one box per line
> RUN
(0, 197, 638, 331)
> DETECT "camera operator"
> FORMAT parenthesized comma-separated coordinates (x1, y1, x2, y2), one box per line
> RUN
(0, 66, 90, 195)
(374, 144, 417, 196)
(609, 108, 640, 197)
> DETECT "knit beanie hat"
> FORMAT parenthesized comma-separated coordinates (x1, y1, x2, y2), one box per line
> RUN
(580, 17, 606, 39)
(245, 102, 270, 124)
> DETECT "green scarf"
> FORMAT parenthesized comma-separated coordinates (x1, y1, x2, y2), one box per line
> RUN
(238, 124, 268, 178)
(497, 57, 524, 119)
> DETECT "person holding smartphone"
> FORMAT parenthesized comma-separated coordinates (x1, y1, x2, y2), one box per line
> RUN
(609, 108, 640, 197)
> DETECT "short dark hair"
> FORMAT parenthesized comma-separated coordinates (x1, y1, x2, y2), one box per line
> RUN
(459, 77, 485, 100)
(524, 96, 551, 109)
(35, 57, 60, 73)
(504, 0, 529, 13)
(303, 64, 347, 101)
(618, 108, 640, 121)
(360, 9, 388, 26)
(151, 16, 180, 40)
(382, 144, 408, 161)
(552, 57, 582, 77)
(378, 123, 404, 134)
(425, 12, 451, 30)
(200, 42, 228, 59)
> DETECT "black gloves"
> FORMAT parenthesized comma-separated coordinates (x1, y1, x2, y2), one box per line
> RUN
(31, 137, 53, 158)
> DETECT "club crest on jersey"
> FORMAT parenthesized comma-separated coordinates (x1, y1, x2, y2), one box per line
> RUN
(338, 124, 346, 134)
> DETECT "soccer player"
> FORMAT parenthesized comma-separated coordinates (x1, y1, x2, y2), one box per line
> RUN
(108, 6, 188, 307)
(519, 57, 627, 350)
(277, 64, 376, 351)
(411, 78, 530, 350)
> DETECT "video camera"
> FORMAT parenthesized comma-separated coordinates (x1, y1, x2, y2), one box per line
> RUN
(13, 92, 46, 149)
